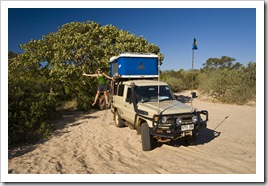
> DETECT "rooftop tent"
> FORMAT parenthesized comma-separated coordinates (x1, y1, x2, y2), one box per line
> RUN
(109, 53, 159, 78)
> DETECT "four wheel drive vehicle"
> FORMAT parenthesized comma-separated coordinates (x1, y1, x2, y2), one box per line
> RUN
(111, 79, 208, 151)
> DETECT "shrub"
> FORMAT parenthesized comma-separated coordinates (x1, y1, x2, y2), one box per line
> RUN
(161, 69, 200, 92)
(198, 65, 256, 104)
(8, 68, 56, 145)
(165, 77, 184, 92)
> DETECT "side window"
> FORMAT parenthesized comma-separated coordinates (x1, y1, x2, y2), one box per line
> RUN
(112, 84, 118, 95)
(127, 88, 132, 99)
(118, 84, 124, 97)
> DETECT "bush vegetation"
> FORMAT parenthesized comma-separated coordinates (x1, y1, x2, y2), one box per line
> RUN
(161, 56, 256, 105)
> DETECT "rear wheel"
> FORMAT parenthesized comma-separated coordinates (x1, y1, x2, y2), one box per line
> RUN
(114, 110, 125, 128)
(141, 122, 152, 151)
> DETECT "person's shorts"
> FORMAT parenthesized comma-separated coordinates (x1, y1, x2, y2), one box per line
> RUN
(98, 84, 108, 91)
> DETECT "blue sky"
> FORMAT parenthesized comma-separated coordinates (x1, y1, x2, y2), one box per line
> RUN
(8, 6, 256, 70)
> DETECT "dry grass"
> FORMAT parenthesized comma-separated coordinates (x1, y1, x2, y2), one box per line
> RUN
(57, 100, 78, 111)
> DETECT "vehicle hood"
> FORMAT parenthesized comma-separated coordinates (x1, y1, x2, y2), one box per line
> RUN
(137, 100, 194, 115)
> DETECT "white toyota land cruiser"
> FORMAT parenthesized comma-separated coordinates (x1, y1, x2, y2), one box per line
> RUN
(111, 79, 208, 151)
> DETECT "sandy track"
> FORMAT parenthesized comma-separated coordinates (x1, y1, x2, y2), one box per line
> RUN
(8, 91, 256, 175)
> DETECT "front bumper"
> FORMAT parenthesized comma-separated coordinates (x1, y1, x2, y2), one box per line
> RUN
(150, 110, 208, 139)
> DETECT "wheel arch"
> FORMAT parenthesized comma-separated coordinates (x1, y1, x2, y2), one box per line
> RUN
(135, 116, 151, 134)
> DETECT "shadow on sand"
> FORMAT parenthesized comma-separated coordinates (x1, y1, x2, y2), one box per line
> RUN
(8, 110, 99, 160)
(149, 93, 219, 149)
(152, 128, 221, 150)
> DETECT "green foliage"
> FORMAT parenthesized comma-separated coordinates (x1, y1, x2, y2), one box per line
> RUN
(198, 61, 256, 104)
(8, 56, 56, 145)
(8, 21, 163, 145)
(202, 56, 242, 71)
(161, 57, 255, 105)
(18, 21, 163, 109)
(8, 51, 19, 59)
(161, 69, 199, 92)
(164, 77, 184, 92)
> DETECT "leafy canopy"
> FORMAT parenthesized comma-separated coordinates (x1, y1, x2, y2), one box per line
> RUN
(202, 56, 242, 71)
(8, 21, 163, 145)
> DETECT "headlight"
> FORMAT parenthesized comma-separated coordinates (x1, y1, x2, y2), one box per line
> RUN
(161, 116, 168, 123)
(176, 118, 183, 126)
(192, 115, 198, 123)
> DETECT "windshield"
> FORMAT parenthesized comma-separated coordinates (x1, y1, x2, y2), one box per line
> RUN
(134, 85, 175, 102)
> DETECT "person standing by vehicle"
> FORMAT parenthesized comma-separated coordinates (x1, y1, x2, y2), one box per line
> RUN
(83, 68, 113, 106)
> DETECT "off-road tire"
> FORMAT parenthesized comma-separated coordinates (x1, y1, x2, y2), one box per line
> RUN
(141, 122, 152, 151)
(114, 110, 125, 128)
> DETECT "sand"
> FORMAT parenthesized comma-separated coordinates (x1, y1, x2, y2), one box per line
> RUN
(8, 90, 257, 180)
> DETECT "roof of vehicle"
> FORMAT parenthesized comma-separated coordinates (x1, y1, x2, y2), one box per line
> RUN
(122, 80, 168, 86)
(109, 53, 158, 62)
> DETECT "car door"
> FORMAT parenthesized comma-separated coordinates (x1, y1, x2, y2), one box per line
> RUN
(113, 82, 124, 115)
(122, 86, 136, 125)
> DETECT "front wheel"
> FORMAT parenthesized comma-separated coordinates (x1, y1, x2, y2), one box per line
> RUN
(141, 122, 152, 151)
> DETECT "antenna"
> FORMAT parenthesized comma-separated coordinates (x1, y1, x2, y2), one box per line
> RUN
(191, 49, 194, 110)
(191, 37, 198, 111)
(157, 55, 160, 114)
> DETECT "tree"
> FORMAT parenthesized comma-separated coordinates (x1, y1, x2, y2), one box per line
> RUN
(14, 21, 163, 108)
(18, 21, 163, 105)
(8, 51, 19, 59)
(201, 56, 242, 71)
(8, 21, 163, 145)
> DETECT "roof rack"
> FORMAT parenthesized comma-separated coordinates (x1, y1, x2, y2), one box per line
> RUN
(109, 53, 159, 79)
(109, 53, 158, 62)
